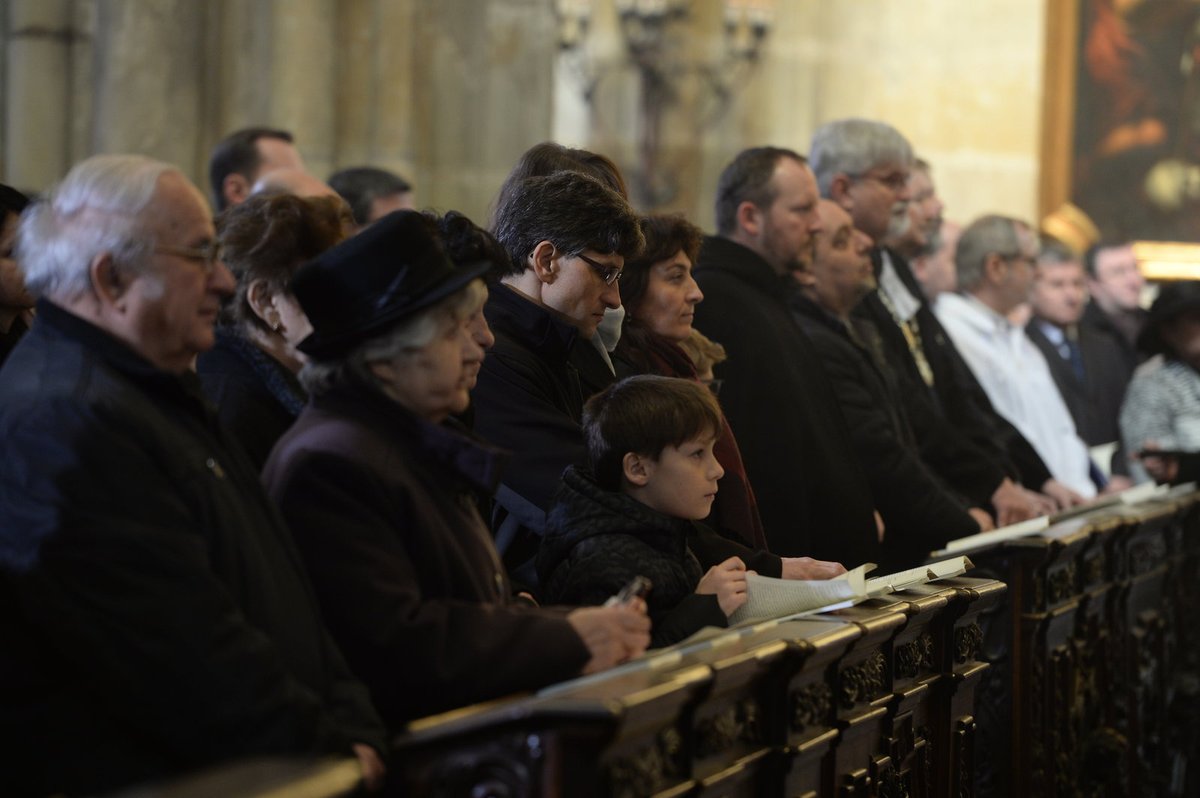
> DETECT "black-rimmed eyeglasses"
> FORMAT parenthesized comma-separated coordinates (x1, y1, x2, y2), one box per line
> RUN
(576, 252, 623, 286)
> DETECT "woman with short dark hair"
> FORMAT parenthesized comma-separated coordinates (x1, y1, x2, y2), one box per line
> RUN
(196, 192, 349, 467)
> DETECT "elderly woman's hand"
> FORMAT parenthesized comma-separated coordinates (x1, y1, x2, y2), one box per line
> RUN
(568, 602, 652, 674)
(780, 557, 847, 580)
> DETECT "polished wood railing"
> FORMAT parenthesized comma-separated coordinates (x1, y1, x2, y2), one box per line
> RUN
(128, 488, 1198, 797)
(389, 487, 1199, 798)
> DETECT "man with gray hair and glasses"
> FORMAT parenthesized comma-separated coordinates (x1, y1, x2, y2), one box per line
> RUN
(0, 155, 385, 795)
(812, 118, 1073, 521)
(936, 215, 1096, 499)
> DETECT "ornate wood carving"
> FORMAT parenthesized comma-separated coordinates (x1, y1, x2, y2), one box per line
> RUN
(606, 727, 683, 798)
(840, 651, 886, 709)
(954, 623, 983, 665)
(695, 697, 760, 757)
(790, 682, 832, 733)
(896, 632, 934, 679)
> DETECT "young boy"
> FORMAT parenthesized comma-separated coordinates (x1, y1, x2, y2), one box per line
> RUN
(536, 375, 776, 647)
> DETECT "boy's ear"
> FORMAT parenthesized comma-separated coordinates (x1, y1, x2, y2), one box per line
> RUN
(622, 452, 652, 487)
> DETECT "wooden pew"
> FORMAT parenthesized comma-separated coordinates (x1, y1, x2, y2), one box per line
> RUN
(963, 487, 1200, 798)
(390, 575, 1004, 797)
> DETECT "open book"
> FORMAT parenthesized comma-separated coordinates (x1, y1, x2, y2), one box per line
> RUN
(727, 556, 973, 626)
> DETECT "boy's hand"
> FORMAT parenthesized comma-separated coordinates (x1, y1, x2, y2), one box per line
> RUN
(568, 601, 651, 674)
(696, 556, 750, 616)
(780, 557, 846, 580)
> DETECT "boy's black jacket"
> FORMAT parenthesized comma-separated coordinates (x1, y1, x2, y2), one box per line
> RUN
(537, 466, 780, 647)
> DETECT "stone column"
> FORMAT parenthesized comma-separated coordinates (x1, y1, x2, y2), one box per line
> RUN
(411, 0, 558, 223)
(4, 0, 74, 191)
(88, 0, 206, 178)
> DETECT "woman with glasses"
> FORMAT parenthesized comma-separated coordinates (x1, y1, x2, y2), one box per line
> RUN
(196, 193, 350, 468)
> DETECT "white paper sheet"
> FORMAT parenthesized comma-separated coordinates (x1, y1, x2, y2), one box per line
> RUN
(865, 556, 973, 596)
(933, 515, 1051, 556)
(727, 564, 869, 626)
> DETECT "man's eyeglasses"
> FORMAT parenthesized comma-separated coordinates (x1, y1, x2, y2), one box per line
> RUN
(576, 252, 623, 286)
(155, 242, 223, 273)
(1003, 252, 1036, 268)
(850, 171, 910, 192)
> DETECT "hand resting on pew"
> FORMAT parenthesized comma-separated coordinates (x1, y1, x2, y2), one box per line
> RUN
(569, 600, 652, 674)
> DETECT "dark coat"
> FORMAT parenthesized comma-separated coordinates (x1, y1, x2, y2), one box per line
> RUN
(537, 466, 780, 645)
(612, 324, 769, 550)
(261, 377, 590, 726)
(854, 249, 1053, 499)
(691, 236, 879, 566)
(0, 301, 383, 797)
(537, 466, 728, 647)
(1026, 317, 1132, 447)
(791, 294, 979, 567)
(471, 284, 616, 588)
(196, 327, 307, 470)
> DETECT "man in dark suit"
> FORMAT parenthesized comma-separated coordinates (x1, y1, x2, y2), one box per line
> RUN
(791, 198, 985, 567)
(811, 117, 1069, 521)
(691, 146, 881, 567)
(1027, 240, 1134, 482)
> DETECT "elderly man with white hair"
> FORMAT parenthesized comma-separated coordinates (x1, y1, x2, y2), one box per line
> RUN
(0, 155, 385, 796)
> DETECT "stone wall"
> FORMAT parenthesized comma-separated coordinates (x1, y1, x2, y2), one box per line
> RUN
(2, 0, 1048, 229)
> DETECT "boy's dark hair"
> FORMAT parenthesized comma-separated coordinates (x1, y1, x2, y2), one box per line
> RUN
(490, 171, 644, 278)
(208, 126, 295, 211)
(620, 214, 705, 313)
(583, 374, 724, 491)
(329, 166, 413, 226)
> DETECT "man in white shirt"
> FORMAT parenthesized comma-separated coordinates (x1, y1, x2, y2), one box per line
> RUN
(936, 215, 1096, 498)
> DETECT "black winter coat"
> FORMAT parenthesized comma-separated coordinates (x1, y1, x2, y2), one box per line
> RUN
(471, 284, 616, 589)
(537, 467, 728, 647)
(196, 327, 306, 470)
(791, 294, 978, 567)
(532, 468, 777, 648)
(0, 302, 384, 797)
(691, 236, 880, 567)
(262, 377, 590, 726)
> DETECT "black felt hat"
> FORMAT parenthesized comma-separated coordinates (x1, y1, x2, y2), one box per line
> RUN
(1137, 280, 1200, 356)
(292, 210, 490, 360)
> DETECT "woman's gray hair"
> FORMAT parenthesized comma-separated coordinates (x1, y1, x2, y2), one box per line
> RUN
(301, 278, 488, 395)
(18, 154, 180, 301)
(809, 118, 914, 198)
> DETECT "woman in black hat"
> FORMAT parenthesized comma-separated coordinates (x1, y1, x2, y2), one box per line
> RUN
(1119, 280, 1200, 482)
(261, 210, 650, 728)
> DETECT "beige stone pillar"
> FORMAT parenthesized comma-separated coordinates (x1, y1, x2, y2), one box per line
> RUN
(411, 0, 558, 223)
(88, 0, 206, 179)
(4, 0, 74, 191)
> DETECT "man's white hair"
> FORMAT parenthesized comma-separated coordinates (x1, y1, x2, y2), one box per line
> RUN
(18, 154, 181, 301)
(810, 118, 914, 198)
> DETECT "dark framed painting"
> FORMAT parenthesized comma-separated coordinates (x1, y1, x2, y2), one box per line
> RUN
(1040, 0, 1200, 276)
